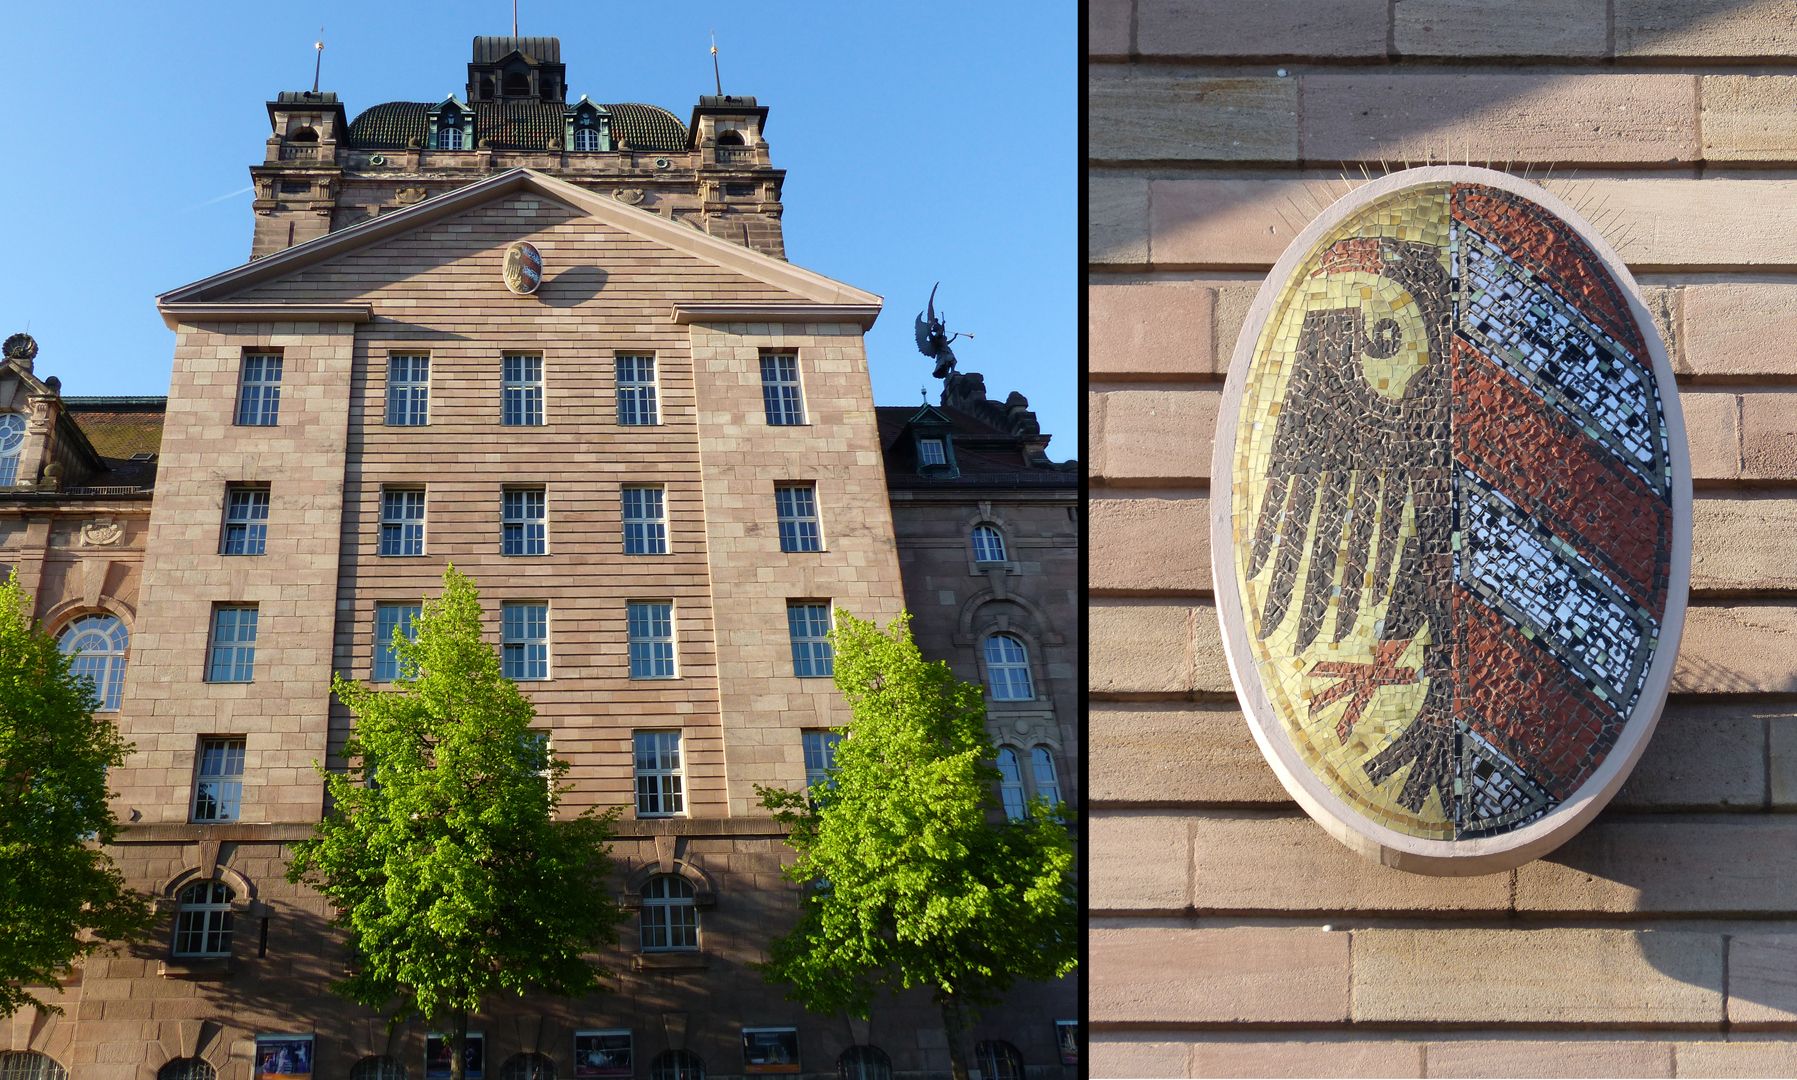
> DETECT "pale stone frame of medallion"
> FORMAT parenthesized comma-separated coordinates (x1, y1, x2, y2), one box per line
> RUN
(1208, 165, 1693, 876)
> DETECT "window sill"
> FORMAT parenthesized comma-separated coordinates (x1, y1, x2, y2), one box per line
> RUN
(160, 957, 231, 980)
(634, 952, 707, 972)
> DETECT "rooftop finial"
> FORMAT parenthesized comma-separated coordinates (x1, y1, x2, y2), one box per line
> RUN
(312, 29, 324, 94)
(514, 0, 519, 37)
(710, 30, 722, 96)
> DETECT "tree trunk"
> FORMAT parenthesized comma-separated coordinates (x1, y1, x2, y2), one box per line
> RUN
(451, 1010, 468, 1080)
(939, 993, 976, 1080)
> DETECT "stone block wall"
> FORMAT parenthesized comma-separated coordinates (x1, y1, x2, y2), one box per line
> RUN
(1089, 1, 1797, 1073)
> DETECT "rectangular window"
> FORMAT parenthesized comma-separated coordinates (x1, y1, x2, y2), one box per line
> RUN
(379, 488, 426, 557)
(386, 353, 430, 426)
(621, 485, 667, 555)
(220, 484, 269, 556)
(502, 353, 544, 426)
(206, 605, 258, 683)
(372, 603, 422, 682)
(616, 354, 659, 426)
(523, 729, 551, 782)
(787, 602, 834, 678)
(634, 730, 684, 816)
(501, 602, 549, 681)
(760, 353, 805, 426)
(574, 1032, 632, 1078)
(802, 729, 842, 791)
(192, 736, 246, 822)
(236, 352, 283, 426)
(627, 601, 676, 679)
(919, 437, 947, 466)
(775, 484, 822, 553)
(502, 487, 548, 556)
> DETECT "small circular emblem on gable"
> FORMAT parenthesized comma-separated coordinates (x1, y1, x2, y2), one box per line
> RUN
(503, 241, 543, 295)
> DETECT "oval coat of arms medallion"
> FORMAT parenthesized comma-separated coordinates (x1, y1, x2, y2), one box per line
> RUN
(1211, 167, 1691, 874)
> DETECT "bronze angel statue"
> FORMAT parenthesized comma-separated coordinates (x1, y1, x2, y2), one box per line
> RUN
(914, 283, 970, 379)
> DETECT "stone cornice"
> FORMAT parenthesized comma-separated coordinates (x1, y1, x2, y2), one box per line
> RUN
(669, 302, 881, 329)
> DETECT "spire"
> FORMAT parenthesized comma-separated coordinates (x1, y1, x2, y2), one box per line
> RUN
(710, 31, 722, 96)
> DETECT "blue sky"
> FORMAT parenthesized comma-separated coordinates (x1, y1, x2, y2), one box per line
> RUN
(0, 2, 1076, 452)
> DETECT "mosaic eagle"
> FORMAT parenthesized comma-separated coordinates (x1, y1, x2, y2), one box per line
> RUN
(1245, 235, 1457, 813)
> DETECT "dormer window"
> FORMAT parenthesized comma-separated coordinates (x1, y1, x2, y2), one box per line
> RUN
(919, 438, 947, 467)
(430, 103, 468, 150)
(503, 69, 531, 98)
(568, 101, 612, 152)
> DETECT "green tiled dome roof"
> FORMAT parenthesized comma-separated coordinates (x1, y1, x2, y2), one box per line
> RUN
(346, 101, 687, 151)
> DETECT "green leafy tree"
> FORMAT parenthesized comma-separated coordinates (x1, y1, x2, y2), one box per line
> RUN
(758, 611, 1076, 1080)
(0, 572, 151, 1016)
(287, 567, 623, 1080)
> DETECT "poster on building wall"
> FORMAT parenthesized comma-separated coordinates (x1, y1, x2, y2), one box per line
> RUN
(573, 1030, 633, 1078)
(1055, 1021, 1079, 1066)
(255, 1034, 314, 1079)
(425, 1033, 485, 1079)
(741, 1027, 800, 1074)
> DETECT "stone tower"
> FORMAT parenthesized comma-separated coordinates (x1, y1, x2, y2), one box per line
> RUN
(250, 36, 786, 261)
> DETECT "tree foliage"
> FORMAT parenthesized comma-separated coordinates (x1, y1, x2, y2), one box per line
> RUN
(287, 567, 622, 1079)
(0, 572, 151, 1016)
(758, 610, 1076, 1078)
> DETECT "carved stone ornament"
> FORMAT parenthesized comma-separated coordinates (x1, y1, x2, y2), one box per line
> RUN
(395, 187, 427, 205)
(612, 187, 646, 205)
(80, 519, 124, 547)
(1212, 166, 1691, 875)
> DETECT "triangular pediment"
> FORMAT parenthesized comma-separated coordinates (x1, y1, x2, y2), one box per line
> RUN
(157, 169, 880, 319)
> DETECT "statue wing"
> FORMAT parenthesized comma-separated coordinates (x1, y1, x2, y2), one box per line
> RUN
(915, 311, 936, 357)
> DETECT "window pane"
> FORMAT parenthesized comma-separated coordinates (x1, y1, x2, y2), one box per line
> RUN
(984, 634, 1034, 701)
(760, 354, 804, 425)
(172, 879, 235, 955)
(59, 614, 129, 712)
(373, 603, 422, 682)
(193, 737, 246, 822)
(386, 354, 430, 426)
(502, 487, 548, 556)
(0, 414, 25, 487)
(1031, 746, 1062, 806)
(622, 486, 667, 555)
(617, 355, 659, 426)
(627, 602, 675, 679)
(775, 484, 821, 553)
(207, 607, 258, 683)
(997, 749, 1027, 821)
(221, 486, 270, 556)
(972, 525, 1006, 563)
(640, 873, 697, 949)
(633, 730, 684, 816)
(502, 354, 544, 426)
(802, 730, 841, 790)
(501, 602, 549, 680)
(787, 603, 833, 678)
(919, 438, 946, 466)
(236, 354, 283, 426)
(379, 488, 426, 557)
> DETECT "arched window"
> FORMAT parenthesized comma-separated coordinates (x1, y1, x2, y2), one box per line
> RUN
(996, 748, 1027, 821)
(716, 129, 746, 146)
(436, 114, 464, 150)
(503, 70, 532, 97)
(0, 413, 26, 486)
(349, 1058, 407, 1080)
(574, 126, 601, 152)
(649, 1051, 705, 1080)
(641, 875, 698, 951)
(837, 1045, 891, 1080)
(971, 524, 1007, 564)
(1031, 746, 1062, 807)
(59, 613, 129, 711)
(983, 634, 1034, 701)
(172, 880, 234, 957)
(157, 1061, 216, 1080)
(0, 1052, 69, 1080)
(288, 125, 319, 143)
(975, 1042, 1024, 1080)
(500, 1053, 556, 1080)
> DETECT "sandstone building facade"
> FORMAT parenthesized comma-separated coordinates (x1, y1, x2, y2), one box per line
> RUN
(1092, 0, 1797, 1076)
(0, 35, 1074, 1080)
